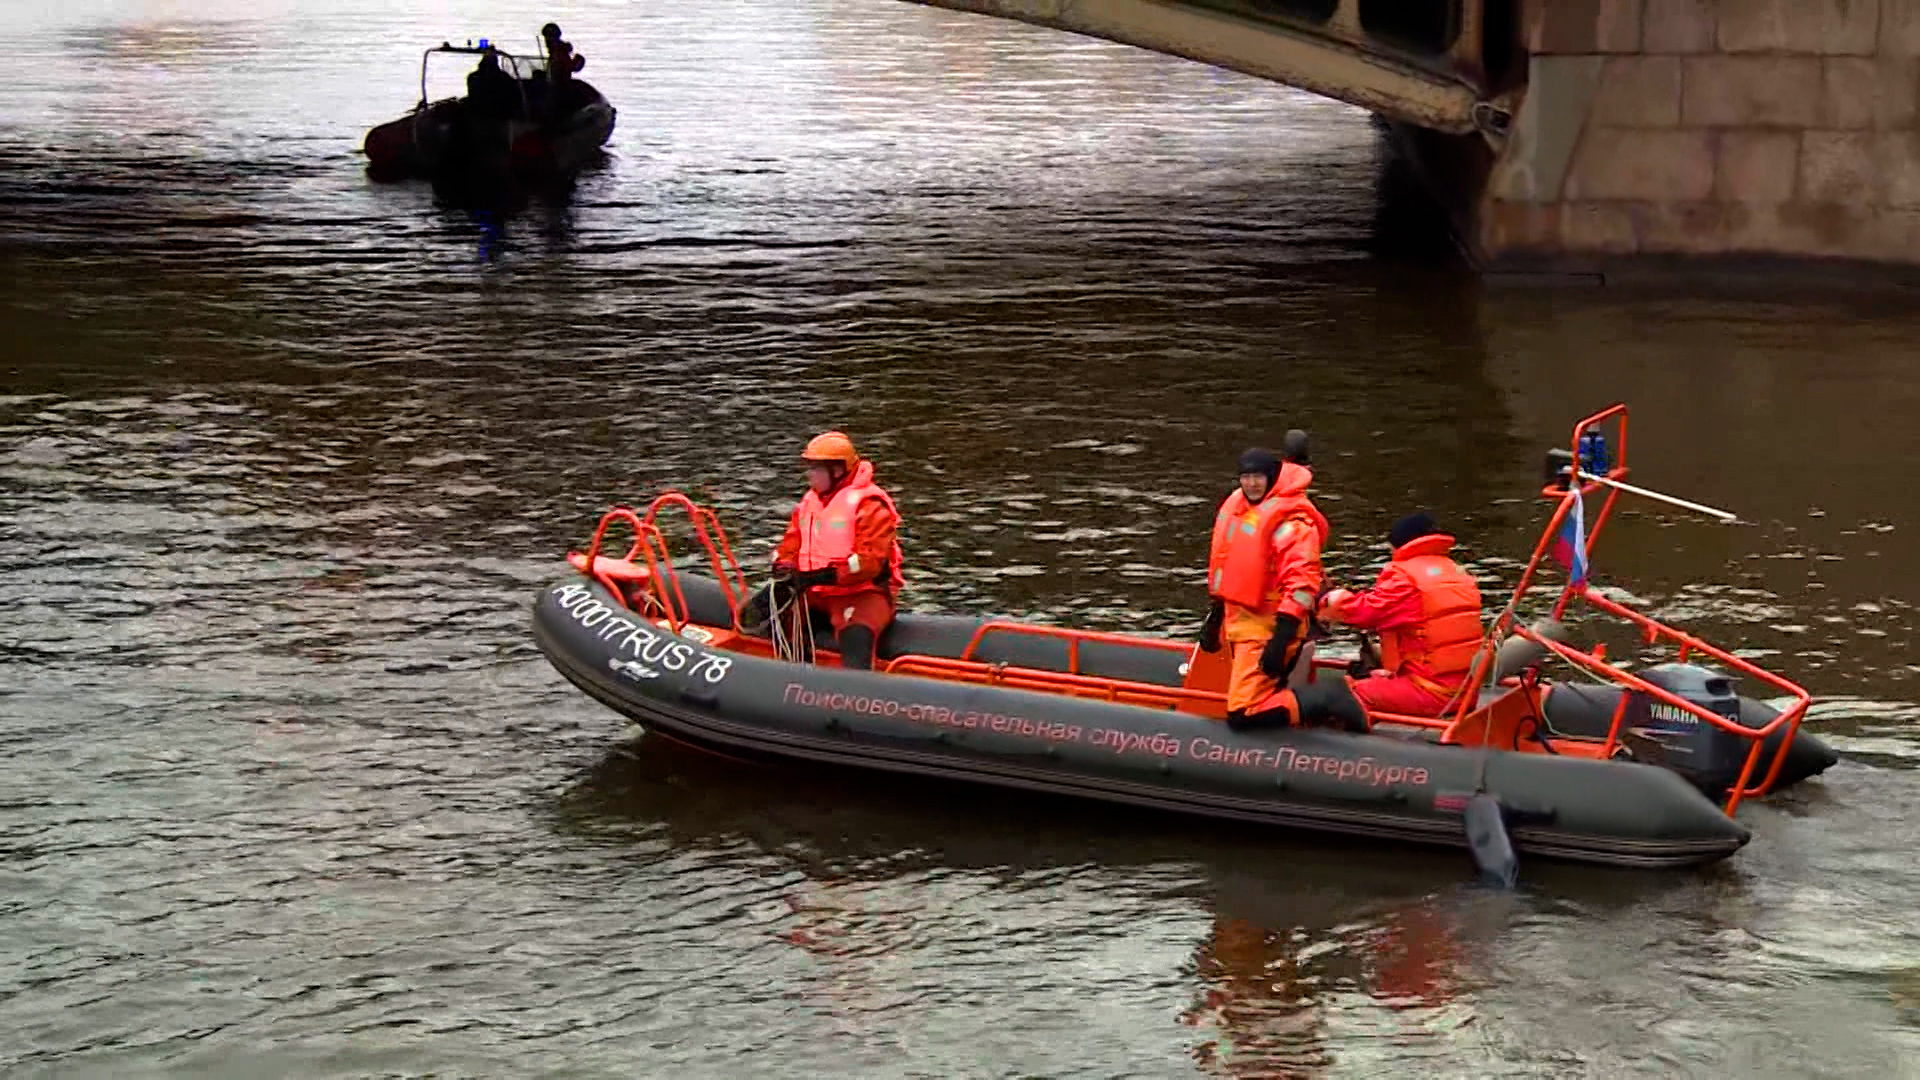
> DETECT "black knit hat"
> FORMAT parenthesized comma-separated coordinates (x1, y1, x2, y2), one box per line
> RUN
(1281, 428, 1310, 466)
(1389, 512, 1438, 549)
(1237, 448, 1280, 489)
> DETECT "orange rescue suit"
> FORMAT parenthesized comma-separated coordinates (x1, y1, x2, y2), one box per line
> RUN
(776, 459, 905, 599)
(1337, 533, 1483, 694)
(1207, 462, 1329, 641)
(1206, 463, 1328, 716)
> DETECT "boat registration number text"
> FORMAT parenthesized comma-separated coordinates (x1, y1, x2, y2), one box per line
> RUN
(552, 583, 733, 684)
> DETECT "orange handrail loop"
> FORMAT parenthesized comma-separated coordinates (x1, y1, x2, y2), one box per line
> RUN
(642, 490, 750, 624)
(579, 505, 694, 632)
(574, 494, 751, 633)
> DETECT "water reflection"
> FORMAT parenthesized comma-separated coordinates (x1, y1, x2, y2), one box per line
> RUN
(1180, 890, 1470, 1076)
(547, 740, 1658, 1071)
(549, 738, 1790, 1075)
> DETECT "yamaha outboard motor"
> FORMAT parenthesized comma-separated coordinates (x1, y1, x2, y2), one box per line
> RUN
(1617, 663, 1749, 794)
(1540, 667, 1838, 797)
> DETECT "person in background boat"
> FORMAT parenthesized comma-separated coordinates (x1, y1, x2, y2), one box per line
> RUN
(1316, 512, 1484, 719)
(541, 23, 585, 85)
(1196, 433, 1330, 730)
(742, 431, 904, 670)
(465, 50, 520, 120)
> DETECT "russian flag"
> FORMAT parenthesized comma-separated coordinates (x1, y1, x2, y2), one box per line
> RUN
(1551, 490, 1589, 586)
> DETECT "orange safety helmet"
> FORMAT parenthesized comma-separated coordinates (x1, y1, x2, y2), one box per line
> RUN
(801, 430, 860, 467)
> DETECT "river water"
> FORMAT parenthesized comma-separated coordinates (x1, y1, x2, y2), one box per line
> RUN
(4, 0, 1919, 1076)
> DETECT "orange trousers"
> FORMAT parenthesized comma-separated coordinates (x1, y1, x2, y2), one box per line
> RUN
(1226, 638, 1302, 717)
(806, 587, 894, 634)
(1349, 672, 1456, 718)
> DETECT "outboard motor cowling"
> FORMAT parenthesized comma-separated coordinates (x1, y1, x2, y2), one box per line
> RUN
(1619, 663, 1749, 795)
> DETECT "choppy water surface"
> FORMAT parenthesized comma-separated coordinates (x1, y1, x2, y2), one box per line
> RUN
(4, 0, 1919, 1075)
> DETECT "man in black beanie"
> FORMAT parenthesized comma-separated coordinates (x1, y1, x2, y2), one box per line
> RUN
(1197, 433, 1328, 728)
(1317, 511, 1485, 718)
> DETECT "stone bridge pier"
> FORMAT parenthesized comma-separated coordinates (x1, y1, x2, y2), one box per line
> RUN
(1478, 0, 1920, 272)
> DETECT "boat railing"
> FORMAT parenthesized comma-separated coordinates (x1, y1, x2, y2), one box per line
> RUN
(641, 491, 749, 620)
(578, 506, 692, 632)
(1496, 613, 1809, 814)
(1430, 403, 1811, 814)
(575, 494, 747, 635)
(958, 620, 1190, 672)
(416, 41, 543, 121)
(882, 652, 1225, 713)
(889, 620, 1227, 713)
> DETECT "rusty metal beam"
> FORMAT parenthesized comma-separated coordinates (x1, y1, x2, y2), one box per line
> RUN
(905, 0, 1483, 133)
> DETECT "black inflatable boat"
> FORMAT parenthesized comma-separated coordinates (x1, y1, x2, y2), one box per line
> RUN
(364, 43, 615, 188)
(532, 408, 1836, 872)
(534, 576, 1756, 869)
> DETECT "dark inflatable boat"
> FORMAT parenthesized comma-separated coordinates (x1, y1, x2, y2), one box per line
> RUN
(364, 43, 615, 188)
(533, 408, 1835, 872)
(550, 566, 1836, 805)
(533, 576, 1752, 869)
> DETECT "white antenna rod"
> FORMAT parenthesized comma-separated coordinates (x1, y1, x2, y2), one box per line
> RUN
(1577, 471, 1737, 523)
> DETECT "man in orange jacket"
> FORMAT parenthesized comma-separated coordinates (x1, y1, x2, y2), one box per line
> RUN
(1197, 438, 1329, 730)
(1317, 513, 1484, 718)
(743, 431, 904, 670)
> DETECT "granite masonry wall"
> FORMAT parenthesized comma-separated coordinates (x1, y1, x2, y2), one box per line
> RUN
(1478, 0, 1920, 268)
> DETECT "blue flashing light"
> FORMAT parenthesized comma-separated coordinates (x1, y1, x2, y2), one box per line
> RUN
(1579, 430, 1612, 476)
(478, 38, 490, 49)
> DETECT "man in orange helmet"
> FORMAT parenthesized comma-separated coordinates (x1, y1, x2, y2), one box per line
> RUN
(1196, 432, 1329, 730)
(1317, 513, 1484, 718)
(744, 431, 904, 670)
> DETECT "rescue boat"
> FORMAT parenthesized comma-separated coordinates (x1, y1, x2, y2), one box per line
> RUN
(531, 406, 1834, 871)
(363, 42, 615, 188)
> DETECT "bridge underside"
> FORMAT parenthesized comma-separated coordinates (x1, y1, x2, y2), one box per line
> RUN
(909, 1, 1920, 275)
(910, 0, 1515, 135)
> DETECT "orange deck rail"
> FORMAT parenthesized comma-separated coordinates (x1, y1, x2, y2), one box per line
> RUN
(580, 491, 748, 634)
(641, 491, 749, 621)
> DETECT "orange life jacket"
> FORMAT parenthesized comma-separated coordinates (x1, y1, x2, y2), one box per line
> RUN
(794, 459, 905, 597)
(1376, 534, 1483, 691)
(1206, 464, 1329, 616)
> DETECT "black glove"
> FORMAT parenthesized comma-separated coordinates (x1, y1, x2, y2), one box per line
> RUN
(1198, 599, 1225, 654)
(1259, 614, 1304, 680)
(1349, 635, 1381, 679)
(794, 567, 837, 588)
(738, 585, 775, 635)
